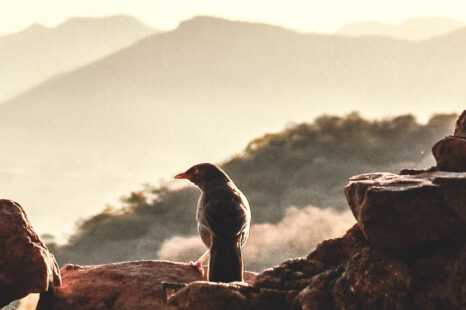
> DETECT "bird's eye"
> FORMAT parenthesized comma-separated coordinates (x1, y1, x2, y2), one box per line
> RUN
(193, 168, 199, 174)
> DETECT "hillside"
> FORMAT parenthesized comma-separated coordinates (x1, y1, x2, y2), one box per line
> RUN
(337, 17, 465, 40)
(0, 15, 155, 101)
(1, 16, 464, 240)
(50, 112, 458, 266)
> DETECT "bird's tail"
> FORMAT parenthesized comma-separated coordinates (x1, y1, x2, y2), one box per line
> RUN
(208, 237, 243, 282)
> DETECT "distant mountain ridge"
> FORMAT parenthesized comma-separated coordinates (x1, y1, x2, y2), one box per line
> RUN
(337, 17, 465, 40)
(0, 15, 156, 101)
(0, 16, 464, 239)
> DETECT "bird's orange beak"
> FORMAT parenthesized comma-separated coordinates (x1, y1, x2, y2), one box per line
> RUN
(174, 172, 191, 180)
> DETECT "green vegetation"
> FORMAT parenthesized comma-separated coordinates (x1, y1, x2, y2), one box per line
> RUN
(54, 112, 457, 265)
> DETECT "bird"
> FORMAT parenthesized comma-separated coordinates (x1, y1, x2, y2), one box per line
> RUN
(174, 163, 251, 282)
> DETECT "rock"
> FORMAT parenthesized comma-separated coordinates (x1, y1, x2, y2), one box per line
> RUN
(36, 260, 257, 310)
(306, 224, 366, 265)
(252, 225, 415, 310)
(331, 247, 412, 310)
(166, 282, 251, 310)
(432, 136, 466, 172)
(167, 281, 295, 310)
(254, 258, 326, 291)
(410, 242, 466, 309)
(344, 171, 466, 251)
(432, 110, 466, 172)
(0, 200, 61, 308)
(245, 287, 295, 310)
(258, 224, 465, 310)
(454, 110, 466, 137)
(36, 261, 202, 310)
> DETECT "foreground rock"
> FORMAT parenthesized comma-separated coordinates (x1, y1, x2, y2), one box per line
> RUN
(167, 282, 252, 310)
(344, 171, 466, 251)
(0, 200, 61, 308)
(432, 109, 466, 172)
(36, 260, 256, 310)
(256, 225, 465, 310)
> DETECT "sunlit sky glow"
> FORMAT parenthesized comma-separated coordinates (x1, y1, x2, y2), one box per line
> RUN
(2, 0, 466, 35)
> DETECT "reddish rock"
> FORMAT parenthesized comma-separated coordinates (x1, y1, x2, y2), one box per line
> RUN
(245, 287, 295, 310)
(0, 199, 61, 308)
(294, 268, 342, 310)
(454, 110, 466, 137)
(432, 110, 466, 172)
(411, 242, 466, 309)
(331, 247, 412, 310)
(254, 258, 326, 291)
(36, 260, 256, 310)
(344, 171, 466, 251)
(432, 136, 466, 172)
(167, 281, 295, 310)
(257, 224, 465, 310)
(37, 261, 202, 310)
(255, 226, 412, 309)
(307, 224, 366, 265)
(166, 282, 251, 310)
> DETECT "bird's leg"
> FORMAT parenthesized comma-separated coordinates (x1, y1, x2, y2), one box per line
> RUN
(189, 250, 210, 278)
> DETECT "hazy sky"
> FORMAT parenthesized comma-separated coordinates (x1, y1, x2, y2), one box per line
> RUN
(2, 0, 466, 35)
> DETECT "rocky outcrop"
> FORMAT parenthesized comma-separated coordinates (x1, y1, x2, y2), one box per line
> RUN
(0, 199, 61, 308)
(165, 111, 466, 309)
(432, 109, 466, 172)
(345, 171, 465, 251)
(36, 261, 256, 310)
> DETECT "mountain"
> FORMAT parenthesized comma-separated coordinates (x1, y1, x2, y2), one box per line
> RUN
(0, 16, 464, 240)
(337, 17, 465, 40)
(0, 15, 156, 101)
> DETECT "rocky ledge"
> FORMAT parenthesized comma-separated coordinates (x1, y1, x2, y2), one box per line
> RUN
(36, 261, 256, 310)
(0, 200, 61, 308)
(345, 171, 465, 251)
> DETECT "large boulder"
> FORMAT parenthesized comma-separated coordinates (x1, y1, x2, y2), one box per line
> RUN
(0, 199, 61, 308)
(432, 136, 466, 172)
(36, 260, 257, 310)
(344, 171, 466, 251)
(432, 110, 466, 172)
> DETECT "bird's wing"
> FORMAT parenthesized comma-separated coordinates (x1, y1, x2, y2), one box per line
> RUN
(201, 186, 250, 242)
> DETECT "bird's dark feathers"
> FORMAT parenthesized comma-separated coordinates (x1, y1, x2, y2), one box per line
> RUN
(200, 184, 249, 242)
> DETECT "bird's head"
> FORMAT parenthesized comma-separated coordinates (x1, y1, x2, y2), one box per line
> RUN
(174, 163, 229, 190)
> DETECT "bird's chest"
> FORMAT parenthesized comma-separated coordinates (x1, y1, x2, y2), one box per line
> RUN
(196, 192, 206, 224)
